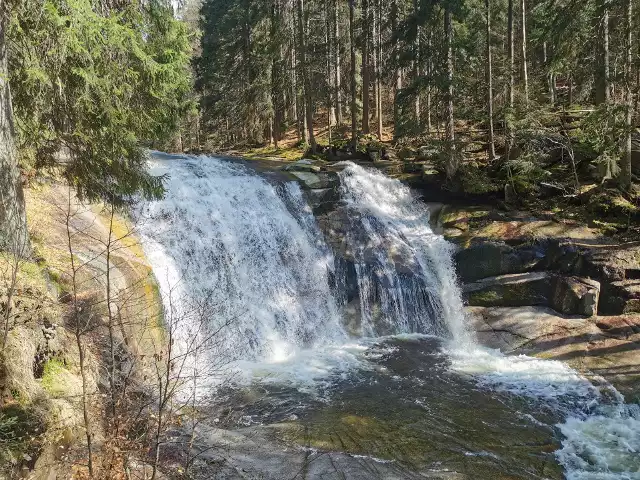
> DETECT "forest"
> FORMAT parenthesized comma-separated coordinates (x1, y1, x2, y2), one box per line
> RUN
(0, 0, 640, 479)
(194, 0, 639, 229)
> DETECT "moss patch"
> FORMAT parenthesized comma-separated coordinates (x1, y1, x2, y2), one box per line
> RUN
(40, 358, 72, 397)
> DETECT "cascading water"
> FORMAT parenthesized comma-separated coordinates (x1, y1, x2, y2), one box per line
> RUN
(137, 153, 639, 480)
(335, 163, 471, 343)
(136, 153, 347, 363)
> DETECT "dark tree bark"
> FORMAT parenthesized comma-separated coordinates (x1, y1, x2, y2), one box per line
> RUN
(297, 0, 315, 150)
(426, 32, 432, 133)
(620, 0, 633, 191)
(362, 0, 370, 134)
(349, 0, 357, 146)
(508, 0, 514, 109)
(521, 0, 529, 105)
(486, 0, 496, 159)
(596, 1, 610, 105)
(333, 0, 343, 126)
(391, 0, 402, 140)
(0, 12, 28, 254)
(444, 5, 457, 178)
(376, 0, 383, 139)
(413, 0, 420, 126)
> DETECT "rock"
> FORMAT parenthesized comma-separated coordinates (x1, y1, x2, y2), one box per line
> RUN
(467, 305, 591, 352)
(282, 159, 322, 173)
(504, 183, 517, 204)
(397, 146, 415, 160)
(468, 306, 640, 397)
(463, 272, 600, 317)
(402, 161, 425, 174)
(464, 272, 552, 308)
(552, 276, 600, 317)
(373, 160, 403, 175)
(454, 241, 543, 283)
(287, 171, 339, 190)
(305, 187, 339, 215)
(416, 145, 439, 161)
(600, 280, 640, 315)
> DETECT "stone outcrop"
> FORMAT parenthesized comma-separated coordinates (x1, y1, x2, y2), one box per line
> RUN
(455, 241, 543, 282)
(282, 160, 340, 214)
(468, 306, 640, 398)
(463, 272, 600, 317)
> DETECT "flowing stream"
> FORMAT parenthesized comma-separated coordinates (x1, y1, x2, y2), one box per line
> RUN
(137, 153, 639, 479)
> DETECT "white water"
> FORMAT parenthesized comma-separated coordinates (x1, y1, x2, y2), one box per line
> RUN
(136, 154, 346, 363)
(138, 153, 639, 479)
(338, 163, 472, 344)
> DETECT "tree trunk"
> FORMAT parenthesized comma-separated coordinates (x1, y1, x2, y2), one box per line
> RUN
(426, 32, 432, 132)
(413, 0, 420, 127)
(362, 0, 370, 134)
(376, 0, 383, 139)
(620, 0, 633, 191)
(445, 6, 457, 178)
(596, 1, 610, 105)
(297, 0, 315, 149)
(521, 0, 529, 105)
(349, 0, 358, 146)
(326, 0, 333, 142)
(508, 0, 514, 109)
(334, 0, 343, 126)
(391, 0, 402, 140)
(0, 13, 28, 254)
(486, 0, 496, 159)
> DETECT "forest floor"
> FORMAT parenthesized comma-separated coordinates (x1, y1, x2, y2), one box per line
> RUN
(217, 117, 640, 242)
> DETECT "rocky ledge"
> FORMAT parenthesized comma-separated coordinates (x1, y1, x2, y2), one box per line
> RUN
(440, 206, 640, 396)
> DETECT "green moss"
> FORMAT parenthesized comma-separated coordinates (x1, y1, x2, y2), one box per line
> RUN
(41, 359, 69, 396)
(468, 289, 502, 305)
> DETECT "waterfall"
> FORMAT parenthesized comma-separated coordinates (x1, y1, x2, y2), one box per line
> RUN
(136, 154, 347, 363)
(336, 163, 471, 343)
(137, 154, 638, 479)
(137, 155, 471, 366)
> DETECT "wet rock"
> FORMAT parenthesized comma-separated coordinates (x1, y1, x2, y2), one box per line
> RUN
(463, 272, 600, 317)
(281, 159, 321, 173)
(468, 306, 640, 397)
(305, 187, 339, 215)
(287, 171, 339, 190)
(468, 305, 592, 352)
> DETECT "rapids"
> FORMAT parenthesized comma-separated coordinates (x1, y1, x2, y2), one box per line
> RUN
(136, 152, 639, 479)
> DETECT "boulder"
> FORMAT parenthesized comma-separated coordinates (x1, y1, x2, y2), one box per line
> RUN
(454, 241, 543, 283)
(373, 160, 403, 175)
(600, 280, 640, 315)
(552, 276, 600, 317)
(468, 306, 640, 397)
(467, 305, 592, 352)
(463, 272, 600, 317)
(305, 187, 339, 215)
(464, 272, 552, 307)
(282, 159, 321, 173)
(287, 171, 339, 190)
